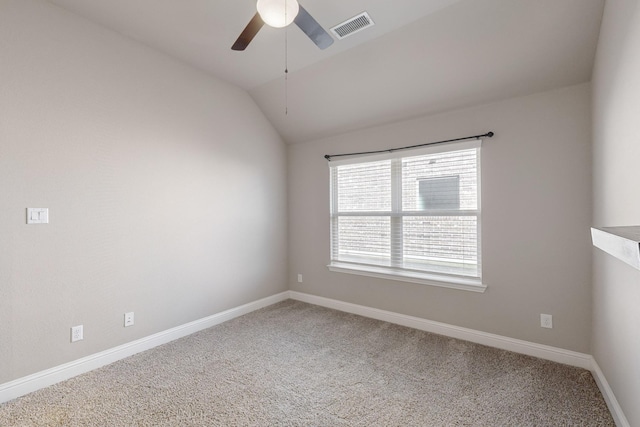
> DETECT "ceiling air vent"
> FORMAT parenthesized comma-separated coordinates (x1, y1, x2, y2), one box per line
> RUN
(330, 12, 374, 40)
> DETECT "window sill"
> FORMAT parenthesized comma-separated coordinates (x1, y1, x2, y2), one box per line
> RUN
(326, 262, 487, 293)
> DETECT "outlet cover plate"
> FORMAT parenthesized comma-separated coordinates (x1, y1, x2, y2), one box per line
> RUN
(71, 325, 83, 342)
(540, 314, 553, 329)
(124, 312, 134, 327)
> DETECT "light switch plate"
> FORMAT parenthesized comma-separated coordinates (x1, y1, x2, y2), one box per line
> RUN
(27, 208, 48, 224)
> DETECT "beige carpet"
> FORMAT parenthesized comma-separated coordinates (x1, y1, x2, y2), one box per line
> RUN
(0, 300, 614, 426)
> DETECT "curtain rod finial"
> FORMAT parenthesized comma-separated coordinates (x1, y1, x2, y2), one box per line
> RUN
(324, 154, 331, 160)
(487, 131, 494, 137)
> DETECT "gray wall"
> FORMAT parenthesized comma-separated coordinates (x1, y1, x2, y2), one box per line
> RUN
(592, 0, 640, 425)
(0, 0, 287, 383)
(288, 83, 592, 353)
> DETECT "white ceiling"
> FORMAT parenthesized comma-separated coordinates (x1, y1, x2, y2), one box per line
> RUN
(47, 0, 605, 144)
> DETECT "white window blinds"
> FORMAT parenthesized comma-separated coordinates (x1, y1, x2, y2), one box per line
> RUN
(329, 140, 482, 288)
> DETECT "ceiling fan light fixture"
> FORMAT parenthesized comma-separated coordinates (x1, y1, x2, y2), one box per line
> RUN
(257, 0, 299, 28)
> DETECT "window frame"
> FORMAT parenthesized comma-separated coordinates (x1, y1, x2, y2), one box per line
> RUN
(327, 140, 486, 293)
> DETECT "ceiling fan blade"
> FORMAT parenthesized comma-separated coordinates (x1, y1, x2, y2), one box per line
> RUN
(231, 12, 265, 51)
(294, 5, 334, 50)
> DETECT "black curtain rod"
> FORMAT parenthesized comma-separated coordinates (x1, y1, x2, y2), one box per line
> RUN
(324, 131, 494, 161)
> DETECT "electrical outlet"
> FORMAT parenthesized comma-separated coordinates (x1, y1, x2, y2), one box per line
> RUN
(124, 312, 134, 327)
(71, 325, 83, 342)
(297, 274, 303, 283)
(540, 314, 553, 329)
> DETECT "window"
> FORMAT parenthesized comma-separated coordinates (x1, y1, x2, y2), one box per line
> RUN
(328, 140, 484, 292)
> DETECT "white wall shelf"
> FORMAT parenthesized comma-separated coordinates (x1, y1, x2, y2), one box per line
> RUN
(591, 226, 640, 270)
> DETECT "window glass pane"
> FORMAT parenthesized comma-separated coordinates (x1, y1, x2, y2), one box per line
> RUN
(403, 216, 478, 276)
(337, 160, 391, 212)
(402, 149, 477, 211)
(418, 176, 460, 210)
(336, 216, 390, 266)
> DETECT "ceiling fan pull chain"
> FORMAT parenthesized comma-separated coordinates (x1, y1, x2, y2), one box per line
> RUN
(284, 1, 289, 116)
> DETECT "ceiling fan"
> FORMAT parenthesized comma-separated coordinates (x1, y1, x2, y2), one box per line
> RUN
(231, 0, 334, 51)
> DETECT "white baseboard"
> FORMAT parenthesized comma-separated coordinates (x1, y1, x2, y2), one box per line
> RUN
(2, 289, 630, 427)
(591, 359, 631, 427)
(289, 291, 634, 426)
(289, 291, 592, 368)
(0, 291, 289, 404)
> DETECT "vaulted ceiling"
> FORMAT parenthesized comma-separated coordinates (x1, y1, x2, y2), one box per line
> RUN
(47, 0, 605, 143)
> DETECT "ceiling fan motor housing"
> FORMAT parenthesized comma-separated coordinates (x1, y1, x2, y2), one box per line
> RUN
(257, 0, 299, 28)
